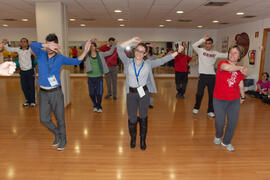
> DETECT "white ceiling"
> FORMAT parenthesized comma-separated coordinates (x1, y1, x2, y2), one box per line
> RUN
(0, 0, 270, 29)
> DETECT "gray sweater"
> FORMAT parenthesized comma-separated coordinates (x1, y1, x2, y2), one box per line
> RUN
(117, 46, 174, 94)
(83, 44, 116, 74)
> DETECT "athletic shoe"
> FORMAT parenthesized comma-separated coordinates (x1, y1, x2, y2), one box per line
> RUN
(192, 109, 199, 114)
(97, 109, 102, 113)
(213, 137, 221, 145)
(57, 139, 66, 151)
(221, 142, 235, 151)
(93, 107, 98, 112)
(30, 103, 36, 107)
(207, 112, 215, 118)
(23, 102, 29, 107)
(52, 136, 60, 147)
(104, 95, 111, 99)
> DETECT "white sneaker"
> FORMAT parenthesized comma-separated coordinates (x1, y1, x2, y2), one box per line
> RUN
(93, 107, 98, 112)
(213, 137, 221, 145)
(30, 103, 36, 107)
(207, 112, 215, 118)
(192, 109, 199, 114)
(97, 109, 102, 113)
(221, 142, 235, 151)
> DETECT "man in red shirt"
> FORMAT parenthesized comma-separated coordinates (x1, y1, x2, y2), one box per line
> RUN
(71, 46, 78, 68)
(174, 45, 192, 98)
(99, 37, 118, 100)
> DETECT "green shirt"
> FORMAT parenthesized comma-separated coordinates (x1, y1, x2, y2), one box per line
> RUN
(87, 56, 102, 77)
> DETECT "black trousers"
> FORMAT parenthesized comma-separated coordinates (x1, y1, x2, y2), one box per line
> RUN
(194, 74, 215, 112)
(20, 69, 35, 103)
(175, 71, 188, 95)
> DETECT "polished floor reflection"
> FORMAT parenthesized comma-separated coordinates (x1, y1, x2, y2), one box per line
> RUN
(0, 77, 269, 180)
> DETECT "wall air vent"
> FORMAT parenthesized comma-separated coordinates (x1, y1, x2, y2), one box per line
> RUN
(204, 2, 229, 6)
(242, 16, 256, 18)
(81, 18, 96, 21)
(178, 19, 192, 22)
(1, 18, 17, 21)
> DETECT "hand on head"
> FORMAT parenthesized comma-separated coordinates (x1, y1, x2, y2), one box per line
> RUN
(0, 61, 16, 76)
(178, 45, 184, 53)
(204, 34, 211, 40)
(46, 42, 61, 52)
(132, 37, 142, 43)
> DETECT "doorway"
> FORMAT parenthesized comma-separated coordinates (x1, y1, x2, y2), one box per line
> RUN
(260, 28, 270, 78)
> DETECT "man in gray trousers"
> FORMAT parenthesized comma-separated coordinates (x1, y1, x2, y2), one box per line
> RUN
(30, 34, 91, 151)
(99, 37, 119, 100)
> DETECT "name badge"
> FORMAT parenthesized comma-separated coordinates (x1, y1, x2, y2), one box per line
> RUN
(48, 75, 59, 87)
(137, 86, 145, 98)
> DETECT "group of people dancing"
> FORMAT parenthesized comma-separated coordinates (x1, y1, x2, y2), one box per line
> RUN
(0, 33, 252, 152)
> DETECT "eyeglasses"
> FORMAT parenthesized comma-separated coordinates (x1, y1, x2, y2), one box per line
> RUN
(135, 49, 145, 54)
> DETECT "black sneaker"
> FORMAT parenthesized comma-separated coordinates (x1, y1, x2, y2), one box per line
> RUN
(104, 95, 111, 99)
(113, 96, 117, 100)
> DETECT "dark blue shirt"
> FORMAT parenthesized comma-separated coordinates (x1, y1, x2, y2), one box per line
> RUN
(30, 42, 82, 87)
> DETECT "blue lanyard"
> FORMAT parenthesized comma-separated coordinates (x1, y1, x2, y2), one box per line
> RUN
(133, 59, 144, 86)
(46, 54, 57, 76)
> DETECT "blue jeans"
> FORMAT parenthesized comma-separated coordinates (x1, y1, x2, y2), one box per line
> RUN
(87, 76, 103, 109)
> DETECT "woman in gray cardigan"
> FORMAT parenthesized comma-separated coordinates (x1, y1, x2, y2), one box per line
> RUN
(117, 37, 183, 150)
(85, 41, 116, 113)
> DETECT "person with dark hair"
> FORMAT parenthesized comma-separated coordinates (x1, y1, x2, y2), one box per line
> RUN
(84, 39, 116, 112)
(192, 34, 230, 118)
(117, 37, 183, 151)
(213, 45, 247, 151)
(174, 44, 192, 98)
(99, 37, 119, 100)
(30, 33, 91, 151)
(145, 43, 156, 108)
(3, 38, 36, 107)
(250, 72, 270, 98)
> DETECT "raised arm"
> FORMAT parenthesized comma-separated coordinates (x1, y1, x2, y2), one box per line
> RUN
(192, 35, 208, 53)
(100, 43, 117, 57)
(2, 39, 20, 53)
(150, 45, 184, 68)
(116, 46, 131, 66)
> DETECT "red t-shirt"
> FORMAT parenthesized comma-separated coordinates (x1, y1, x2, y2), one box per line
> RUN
(99, 44, 118, 66)
(174, 54, 192, 72)
(214, 61, 245, 100)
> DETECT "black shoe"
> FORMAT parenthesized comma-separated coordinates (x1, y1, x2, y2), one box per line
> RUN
(57, 138, 67, 151)
(176, 93, 182, 98)
(140, 137, 146, 150)
(52, 135, 60, 147)
(104, 94, 112, 99)
(113, 96, 117, 100)
(149, 105, 154, 109)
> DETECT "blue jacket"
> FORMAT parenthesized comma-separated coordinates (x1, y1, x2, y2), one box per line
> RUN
(30, 42, 82, 87)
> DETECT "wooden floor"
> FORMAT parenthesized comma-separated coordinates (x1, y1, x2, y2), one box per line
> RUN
(0, 77, 270, 180)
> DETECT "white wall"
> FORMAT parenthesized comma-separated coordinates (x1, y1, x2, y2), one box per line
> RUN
(217, 17, 270, 81)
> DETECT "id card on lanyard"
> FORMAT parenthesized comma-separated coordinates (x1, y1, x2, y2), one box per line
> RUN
(47, 55, 59, 87)
(133, 59, 145, 98)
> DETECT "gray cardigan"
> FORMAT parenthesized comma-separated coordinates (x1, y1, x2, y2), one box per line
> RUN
(117, 46, 174, 94)
(83, 44, 116, 74)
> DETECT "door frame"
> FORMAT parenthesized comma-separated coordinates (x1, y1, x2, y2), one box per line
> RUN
(259, 28, 270, 79)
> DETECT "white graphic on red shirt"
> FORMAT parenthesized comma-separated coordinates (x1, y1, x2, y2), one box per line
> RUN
(227, 72, 238, 87)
